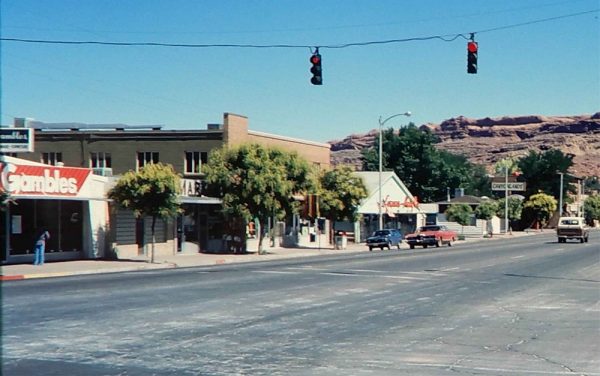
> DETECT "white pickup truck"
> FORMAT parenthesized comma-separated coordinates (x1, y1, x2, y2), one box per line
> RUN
(556, 217, 589, 243)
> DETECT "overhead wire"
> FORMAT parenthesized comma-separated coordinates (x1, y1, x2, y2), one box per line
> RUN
(0, 9, 597, 50)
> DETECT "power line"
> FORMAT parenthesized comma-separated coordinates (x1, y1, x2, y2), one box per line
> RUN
(0, 9, 597, 50)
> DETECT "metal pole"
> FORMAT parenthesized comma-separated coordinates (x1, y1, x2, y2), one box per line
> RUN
(378, 117, 383, 231)
(579, 177, 584, 217)
(505, 166, 509, 234)
(377, 112, 411, 231)
(559, 173, 564, 216)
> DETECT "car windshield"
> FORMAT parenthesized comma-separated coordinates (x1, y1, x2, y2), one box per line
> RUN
(373, 230, 390, 236)
(560, 219, 579, 225)
(419, 226, 440, 232)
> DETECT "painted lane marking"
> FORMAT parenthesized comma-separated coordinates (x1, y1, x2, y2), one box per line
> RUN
(320, 272, 364, 277)
(346, 269, 384, 273)
(511, 255, 525, 259)
(380, 275, 428, 281)
(252, 270, 300, 275)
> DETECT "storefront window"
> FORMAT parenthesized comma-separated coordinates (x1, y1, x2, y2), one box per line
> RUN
(8, 199, 83, 255)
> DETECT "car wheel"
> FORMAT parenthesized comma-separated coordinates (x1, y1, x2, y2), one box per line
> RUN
(423, 244, 428, 249)
(585, 236, 589, 243)
(369, 246, 373, 251)
(580, 237, 585, 244)
(448, 240, 452, 247)
(409, 244, 415, 249)
(397, 243, 401, 249)
(435, 240, 440, 247)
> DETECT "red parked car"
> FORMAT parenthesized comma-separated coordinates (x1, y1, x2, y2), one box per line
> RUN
(404, 225, 458, 249)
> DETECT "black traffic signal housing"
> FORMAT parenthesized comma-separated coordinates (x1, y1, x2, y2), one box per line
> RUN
(310, 52, 323, 85)
(467, 41, 478, 74)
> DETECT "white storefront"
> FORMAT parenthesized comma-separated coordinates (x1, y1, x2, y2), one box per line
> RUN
(352, 171, 431, 242)
(1, 156, 110, 264)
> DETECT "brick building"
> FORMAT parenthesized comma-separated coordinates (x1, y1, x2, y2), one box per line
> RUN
(3, 113, 330, 261)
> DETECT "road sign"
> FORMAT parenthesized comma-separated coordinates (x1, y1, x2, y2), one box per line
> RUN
(491, 182, 526, 191)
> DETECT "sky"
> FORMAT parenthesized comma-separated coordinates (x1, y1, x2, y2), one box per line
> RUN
(1, 0, 599, 143)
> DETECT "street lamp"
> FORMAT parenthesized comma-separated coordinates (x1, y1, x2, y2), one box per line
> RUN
(378, 111, 411, 230)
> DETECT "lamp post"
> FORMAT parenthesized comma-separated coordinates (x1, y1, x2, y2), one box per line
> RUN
(558, 172, 564, 216)
(378, 111, 411, 230)
(504, 166, 509, 234)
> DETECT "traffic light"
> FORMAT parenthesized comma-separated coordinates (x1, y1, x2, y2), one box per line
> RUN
(310, 52, 322, 85)
(467, 41, 478, 74)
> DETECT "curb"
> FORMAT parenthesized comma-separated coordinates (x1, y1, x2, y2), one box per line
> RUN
(1, 263, 179, 281)
(1, 275, 25, 281)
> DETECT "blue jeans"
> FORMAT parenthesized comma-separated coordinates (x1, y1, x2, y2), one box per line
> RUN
(34, 243, 45, 265)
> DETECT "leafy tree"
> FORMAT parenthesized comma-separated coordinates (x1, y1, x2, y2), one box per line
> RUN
(496, 196, 524, 230)
(475, 200, 499, 236)
(493, 157, 520, 176)
(319, 166, 368, 224)
(445, 203, 473, 236)
(474, 200, 499, 221)
(517, 149, 575, 199)
(522, 192, 557, 229)
(108, 163, 181, 263)
(583, 195, 600, 225)
(204, 144, 316, 254)
(362, 124, 490, 202)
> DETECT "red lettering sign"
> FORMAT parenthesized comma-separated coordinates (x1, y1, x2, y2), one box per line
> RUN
(0, 162, 91, 196)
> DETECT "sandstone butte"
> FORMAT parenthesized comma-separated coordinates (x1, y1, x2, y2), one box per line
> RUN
(329, 113, 600, 178)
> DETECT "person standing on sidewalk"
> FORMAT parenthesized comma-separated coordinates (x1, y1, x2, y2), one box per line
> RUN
(33, 230, 50, 265)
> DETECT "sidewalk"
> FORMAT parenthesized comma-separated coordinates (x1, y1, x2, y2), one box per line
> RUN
(0, 232, 536, 281)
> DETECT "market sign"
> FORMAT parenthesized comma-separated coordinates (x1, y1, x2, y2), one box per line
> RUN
(180, 178, 203, 197)
(0, 162, 91, 196)
(0, 128, 34, 152)
(491, 182, 526, 191)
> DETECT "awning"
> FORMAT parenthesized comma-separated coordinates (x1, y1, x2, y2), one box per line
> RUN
(179, 196, 222, 205)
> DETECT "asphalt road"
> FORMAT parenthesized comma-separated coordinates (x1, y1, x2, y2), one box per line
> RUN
(2, 232, 599, 375)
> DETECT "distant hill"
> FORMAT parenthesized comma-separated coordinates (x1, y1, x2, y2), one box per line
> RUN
(329, 113, 600, 178)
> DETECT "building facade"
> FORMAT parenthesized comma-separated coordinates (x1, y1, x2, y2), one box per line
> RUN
(0, 156, 109, 264)
(3, 113, 331, 261)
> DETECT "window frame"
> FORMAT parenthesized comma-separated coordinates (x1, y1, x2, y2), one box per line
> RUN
(137, 151, 159, 170)
(41, 152, 63, 166)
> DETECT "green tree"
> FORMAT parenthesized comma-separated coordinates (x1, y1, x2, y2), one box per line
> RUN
(583, 195, 600, 225)
(496, 196, 524, 230)
(445, 203, 473, 236)
(108, 163, 181, 263)
(475, 200, 498, 221)
(362, 124, 489, 202)
(517, 149, 574, 199)
(204, 144, 316, 254)
(475, 200, 499, 236)
(523, 192, 557, 229)
(493, 157, 520, 176)
(319, 166, 368, 224)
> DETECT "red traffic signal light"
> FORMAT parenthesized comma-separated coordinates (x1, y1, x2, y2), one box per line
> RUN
(310, 53, 323, 85)
(467, 41, 478, 74)
(467, 41, 478, 53)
